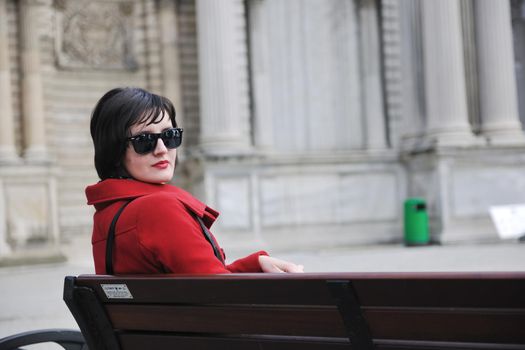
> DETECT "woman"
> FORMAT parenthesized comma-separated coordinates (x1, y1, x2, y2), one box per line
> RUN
(86, 87, 303, 274)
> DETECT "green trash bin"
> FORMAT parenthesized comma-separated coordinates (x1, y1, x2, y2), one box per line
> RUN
(404, 198, 429, 246)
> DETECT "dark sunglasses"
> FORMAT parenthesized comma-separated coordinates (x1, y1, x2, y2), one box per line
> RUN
(127, 128, 183, 154)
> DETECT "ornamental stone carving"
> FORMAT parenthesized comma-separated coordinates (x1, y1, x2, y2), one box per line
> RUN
(54, 0, 137, 70)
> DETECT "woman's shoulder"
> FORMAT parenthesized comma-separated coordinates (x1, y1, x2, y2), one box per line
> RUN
(132, 190, 185, 211)
(128, 192, 189, 234)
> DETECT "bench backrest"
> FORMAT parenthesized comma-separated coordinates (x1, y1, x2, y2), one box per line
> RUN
(64, 272, 525, 350)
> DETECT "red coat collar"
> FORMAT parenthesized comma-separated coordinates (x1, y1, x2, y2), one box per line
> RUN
(85, 179, 219, 226)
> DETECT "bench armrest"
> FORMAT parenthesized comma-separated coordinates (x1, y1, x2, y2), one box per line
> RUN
(0, 329, 86, 350)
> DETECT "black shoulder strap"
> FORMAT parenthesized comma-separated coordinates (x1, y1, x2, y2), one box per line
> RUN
(105, 200, 133, 275)
(193, 213, 225, 265)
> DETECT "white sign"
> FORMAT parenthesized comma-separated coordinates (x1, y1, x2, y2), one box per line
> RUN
(489, 204, 525, 240)
(101, 284, 133, 299)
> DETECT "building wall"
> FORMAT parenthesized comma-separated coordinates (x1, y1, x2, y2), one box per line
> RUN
(1, 0, 524, 262)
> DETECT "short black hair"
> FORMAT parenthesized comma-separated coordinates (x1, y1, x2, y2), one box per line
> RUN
(90, 87, 177, 180)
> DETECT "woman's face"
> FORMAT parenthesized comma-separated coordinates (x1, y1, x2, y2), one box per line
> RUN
(123, 113, 177, 184)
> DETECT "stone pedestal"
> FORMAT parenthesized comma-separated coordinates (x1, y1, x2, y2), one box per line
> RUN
(405, 146, 525, 243)
(0, 165, 62, 264)
(197, 151, 404, 251)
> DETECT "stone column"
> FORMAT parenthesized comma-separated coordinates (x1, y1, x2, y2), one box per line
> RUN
(196, 0, 252, 156)
(248, 0, 274, 152)
(474, 0, 525, 144)
(421, 0, 474, 146)
(360, 0, 387, 149)
(0, 0, 18, 162)
(381, 0, 403, 149)
(398, 0, 426, 150)
(159, 0, 184, 128)
(460, 0, 481, 134)
(19, 0, 49, 162)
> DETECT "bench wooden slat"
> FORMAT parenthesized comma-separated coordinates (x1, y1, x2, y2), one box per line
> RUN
(107, 304, 347, 337)
(74, 274, 525, 308)
(106, 303, 525, 343)
(117, 334, 525, 350)
(373, 340, 525, 350)
(354, 279, 525, 308)
(76, 277, 336, 305)
(365, 308, 525, 343)
(118, 333, 351, 350)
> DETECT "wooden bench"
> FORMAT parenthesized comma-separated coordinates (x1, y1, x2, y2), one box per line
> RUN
(63, 272, 525, 350)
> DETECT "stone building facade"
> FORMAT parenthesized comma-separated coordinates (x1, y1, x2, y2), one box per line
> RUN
(1, 0, 524, 262)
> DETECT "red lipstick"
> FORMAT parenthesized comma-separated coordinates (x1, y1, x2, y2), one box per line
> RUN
(152, 160, 169, 169)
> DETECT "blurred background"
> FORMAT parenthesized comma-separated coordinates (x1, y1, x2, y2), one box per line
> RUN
(1, 0, 525, 264)
(1, 0, 525, 343)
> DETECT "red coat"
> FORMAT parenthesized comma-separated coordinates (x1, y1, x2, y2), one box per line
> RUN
(86, 179, 267, 274)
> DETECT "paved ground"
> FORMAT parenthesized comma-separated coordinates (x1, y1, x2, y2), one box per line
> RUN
(1, 235, 524, 345)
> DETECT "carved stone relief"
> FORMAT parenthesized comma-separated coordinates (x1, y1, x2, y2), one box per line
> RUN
(54, 0, 137, 70)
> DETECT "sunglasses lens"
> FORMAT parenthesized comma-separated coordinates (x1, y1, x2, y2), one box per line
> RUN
(131, 134, 155, 154)
(161, 128, 182, 149)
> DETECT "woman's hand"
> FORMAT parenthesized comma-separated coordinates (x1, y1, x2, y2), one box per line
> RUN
(258, 255, 304, 273)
